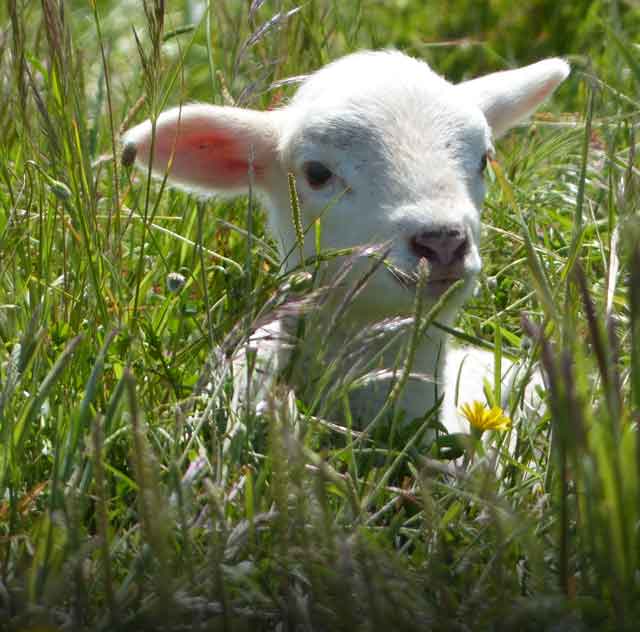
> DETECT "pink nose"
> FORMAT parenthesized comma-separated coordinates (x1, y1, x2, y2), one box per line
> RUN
(410, 225, 469, 267)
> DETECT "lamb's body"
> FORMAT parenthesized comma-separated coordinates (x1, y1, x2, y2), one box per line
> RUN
(123, 51, 567, 433)
(235, 309, 538, 435)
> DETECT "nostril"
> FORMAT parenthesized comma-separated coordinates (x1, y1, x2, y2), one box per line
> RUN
(453, 236, 469, 260)
(409, 237, 440, 263)
(410, 226, 469, 267)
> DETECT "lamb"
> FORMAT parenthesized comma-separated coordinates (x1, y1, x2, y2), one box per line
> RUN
(123, 50, 569, 437)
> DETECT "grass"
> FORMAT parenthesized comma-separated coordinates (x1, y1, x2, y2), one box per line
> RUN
(0, 0, 639, 629)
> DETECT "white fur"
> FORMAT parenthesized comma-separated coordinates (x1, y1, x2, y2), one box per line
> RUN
(123, 51, 568, 433)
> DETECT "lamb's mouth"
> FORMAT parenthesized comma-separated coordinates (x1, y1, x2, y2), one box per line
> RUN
(386, 264, 466, 298)
(424, 277, 463, 297)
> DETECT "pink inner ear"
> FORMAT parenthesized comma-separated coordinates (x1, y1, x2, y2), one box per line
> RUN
(522, 81, 557, 116)
(152, 128, 265, 189)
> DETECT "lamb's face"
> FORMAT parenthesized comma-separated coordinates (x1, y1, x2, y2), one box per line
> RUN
(123, 50, 568, 321)
(271, 52, 491, 316)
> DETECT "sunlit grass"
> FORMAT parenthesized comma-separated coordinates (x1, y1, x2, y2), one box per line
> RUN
(0, 0, 639, 629)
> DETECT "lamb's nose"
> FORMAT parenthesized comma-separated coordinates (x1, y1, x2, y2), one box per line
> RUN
(410, 225, 469, 266)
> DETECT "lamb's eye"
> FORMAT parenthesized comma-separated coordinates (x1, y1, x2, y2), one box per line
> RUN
(480, 152, 488, 174)
(304, 161, 333, 189)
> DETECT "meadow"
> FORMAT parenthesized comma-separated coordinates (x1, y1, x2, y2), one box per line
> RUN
(1, 0, 639, 629)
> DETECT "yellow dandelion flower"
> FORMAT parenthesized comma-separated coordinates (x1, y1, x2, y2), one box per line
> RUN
(459, 400, 512, 433)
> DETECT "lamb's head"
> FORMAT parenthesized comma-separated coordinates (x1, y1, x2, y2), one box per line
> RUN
(123, 51, 568, 321)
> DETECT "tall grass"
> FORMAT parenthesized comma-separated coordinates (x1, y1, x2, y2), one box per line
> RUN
(0, 0, 639, 629)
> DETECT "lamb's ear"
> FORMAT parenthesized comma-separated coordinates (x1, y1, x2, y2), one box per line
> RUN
(456, 58, 570, 138)
(122, 104, 280, 194)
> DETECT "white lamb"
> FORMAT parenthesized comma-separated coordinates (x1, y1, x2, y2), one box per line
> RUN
(123, 51, 568, 437)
